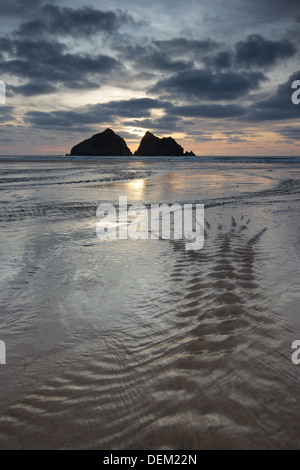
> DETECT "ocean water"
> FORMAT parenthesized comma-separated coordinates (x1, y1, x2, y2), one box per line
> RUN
(0, 156, 300, 449)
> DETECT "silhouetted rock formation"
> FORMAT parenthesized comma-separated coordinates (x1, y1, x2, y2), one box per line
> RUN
(134, 131, 195, 157)
(68, 129, 196, 158)
(70, 128, 132, 156)
(184, 150, 196, 156)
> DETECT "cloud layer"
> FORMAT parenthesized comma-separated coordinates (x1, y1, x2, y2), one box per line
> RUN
(0, 0, 299, 153)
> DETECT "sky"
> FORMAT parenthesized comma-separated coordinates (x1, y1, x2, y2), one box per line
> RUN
(0, 0, 299, 156)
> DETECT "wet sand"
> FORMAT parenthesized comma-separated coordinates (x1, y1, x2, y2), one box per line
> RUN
(0, 159, 300, 449)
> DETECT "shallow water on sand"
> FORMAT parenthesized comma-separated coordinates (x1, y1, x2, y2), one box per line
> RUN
(0, 159, 300, 449)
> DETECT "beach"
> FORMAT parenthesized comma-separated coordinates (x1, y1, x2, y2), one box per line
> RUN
(0, 157, 300, 449)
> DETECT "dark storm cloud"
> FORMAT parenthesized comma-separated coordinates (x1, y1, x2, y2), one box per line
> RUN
(24, 98, 170, 128)
(0, 0, 45, 16)
(234, 34, 297, 68)
(0, 37, 14, 55)
(0, 38, 120, 95)
(112, 36, 224, 75)
(122, 114, 181, 132)
(204, 0, 300, 29)
(10, 49, 118, 80)
(24, 110, 99, 128)
(3, 37, 66, 61)
(153, 38, 220, 56)
(113, 41, 194, 73)
(133, 51, 193, 73)
(202, 51, 233, 69)
(201, 35, 297, 70)
(104, 98, 172, 116)
(169, 103, 246, 118)
(246, 71, 300, 121)
(111, 30, 297, 82)
(9, 82, 58, 96)
(16, 4, 137, 38)
(244, 0, 300, 21)
(150, 69, 267, 101)
(0, 5, 142, 97)
(275, 127, 300, 141)
(0, 106, 15, 123)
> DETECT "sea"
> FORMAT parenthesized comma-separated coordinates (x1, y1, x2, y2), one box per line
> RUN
(0, 155, 300, 449)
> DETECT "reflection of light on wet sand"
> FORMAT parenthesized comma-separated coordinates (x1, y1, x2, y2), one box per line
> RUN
(130, 180, 145, 190)
(156, 169, 276, 199)
(125, 179, 146, 199)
